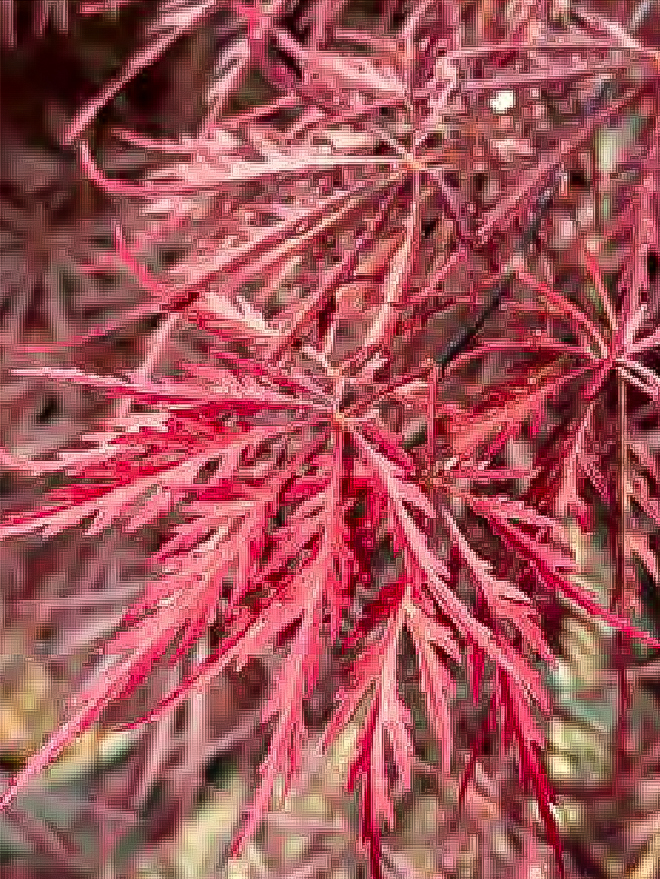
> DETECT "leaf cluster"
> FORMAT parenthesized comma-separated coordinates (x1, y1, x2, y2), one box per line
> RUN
(0, 1, 659, 877)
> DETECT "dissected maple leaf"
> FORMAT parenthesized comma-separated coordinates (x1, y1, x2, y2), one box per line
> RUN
(2, 2, 660, 878)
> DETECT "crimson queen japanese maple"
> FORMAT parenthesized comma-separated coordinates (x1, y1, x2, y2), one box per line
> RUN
(1, 1, 659, 877)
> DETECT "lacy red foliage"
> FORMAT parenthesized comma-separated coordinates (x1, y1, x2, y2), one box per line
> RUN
(1, 1, 658, 877)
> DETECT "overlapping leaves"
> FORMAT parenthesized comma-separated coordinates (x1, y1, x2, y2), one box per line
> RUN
(1, 2, 659, 878)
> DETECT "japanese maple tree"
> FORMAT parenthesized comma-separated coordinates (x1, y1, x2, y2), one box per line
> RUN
(1, 1, 658, 877)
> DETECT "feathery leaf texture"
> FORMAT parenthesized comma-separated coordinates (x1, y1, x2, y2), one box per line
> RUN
(1, 0, 659, 876)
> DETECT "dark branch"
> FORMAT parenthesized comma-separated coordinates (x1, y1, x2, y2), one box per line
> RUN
(435, 0, 653, 377)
